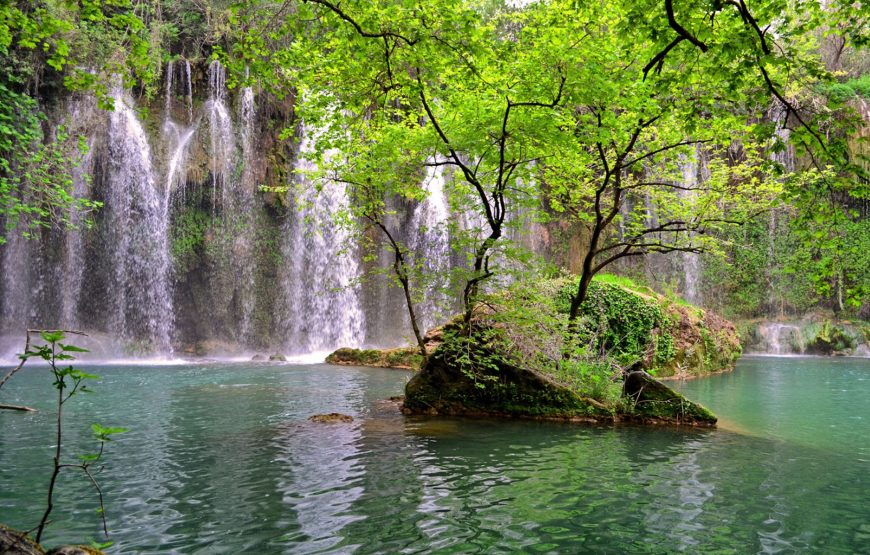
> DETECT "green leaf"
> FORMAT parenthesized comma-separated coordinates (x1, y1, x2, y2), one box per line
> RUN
(40, 330, 64, 343)
(91, 423, 129, 440)
(60, 343, 89, 353)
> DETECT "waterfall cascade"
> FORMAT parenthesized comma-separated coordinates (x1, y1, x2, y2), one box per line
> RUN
(753, 323, 805, 354)
(234, 79, 258, 342)
(104, 87, 175, 354)
(205, 61, 236, 211)
(278, 129, 366, 354)
(409, 163, 452, 331)
(678, 147, 705, 306)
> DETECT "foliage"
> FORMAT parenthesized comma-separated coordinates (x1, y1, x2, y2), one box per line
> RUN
(804, 320, 858, 354)
(784, 167, 870, 313)
(567, 280, 673, 367)
(436, 274, 733, 402)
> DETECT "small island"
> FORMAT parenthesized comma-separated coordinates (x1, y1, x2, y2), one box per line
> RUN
(331, 276, 740, 426)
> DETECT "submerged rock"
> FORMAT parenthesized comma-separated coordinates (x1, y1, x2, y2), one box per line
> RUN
(308, 413, 354, 423)
(251, 354, 267, 361)
(48, 547, 106, 555)
(268, 354, 287, 362)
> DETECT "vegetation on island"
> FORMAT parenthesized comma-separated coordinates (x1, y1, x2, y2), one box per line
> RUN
(394, 275, 733, 423)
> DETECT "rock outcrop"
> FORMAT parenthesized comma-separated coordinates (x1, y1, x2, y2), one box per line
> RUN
(400, 276, 724, 426)
(402, 349, 716, 426)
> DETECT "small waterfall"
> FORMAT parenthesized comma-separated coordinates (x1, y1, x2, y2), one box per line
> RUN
(235, 81, 257, 342)
(755, 323, 805, 355)
(163, 62, 197, 202)
(104, 87, 174, 354)
(1, 230, 34, 331)
(409, 162, 451, 331)
(164, 60, 174, 118)
(679, 148, 702, 306)
(60, 132, 94, 328)
(184, 60, 194, 124)
(769, 101, 796, 174)
(279, 128, 365, 353)
(205, 60, 235, 210)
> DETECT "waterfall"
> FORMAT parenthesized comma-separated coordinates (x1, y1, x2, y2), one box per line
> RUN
(1, 230, 34, 331)
(164, 60, 174, 119)
(205, 60, 235, 211)
(279, 128, 365, 353)
(409, 163, 451, 331)
(163, 62, 197, 203)
(60, 130, 94, 329)
(679, 147, 702, 306)
(235, 81, 257, 342)
(104, 87, 174, 355)
(769, 101, 796, 174)
(184, 60, 194, 124)
(755, 323, 805, 355)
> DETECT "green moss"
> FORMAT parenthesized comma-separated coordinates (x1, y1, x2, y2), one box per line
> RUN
(170, 208, 211, 274)
(326, 347, 423, 370)
(805, 321, 857, 354)
(567, 280, 671, 365)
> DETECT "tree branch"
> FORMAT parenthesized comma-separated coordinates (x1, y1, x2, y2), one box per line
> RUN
(303, 0, 418, 45)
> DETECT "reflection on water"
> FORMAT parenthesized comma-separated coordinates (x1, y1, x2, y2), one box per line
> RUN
(1, 358, 869, 553)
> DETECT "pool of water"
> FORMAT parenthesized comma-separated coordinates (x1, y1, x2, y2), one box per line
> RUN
(1, 356, 868, 553)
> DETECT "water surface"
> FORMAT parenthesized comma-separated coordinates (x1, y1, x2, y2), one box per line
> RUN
(1, 357, 868, 553)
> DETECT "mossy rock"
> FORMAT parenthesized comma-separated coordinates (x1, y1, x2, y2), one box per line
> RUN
(0, 525, 44, 555)
(403, 348, 715, 426)
(557, 279, 740, 378)
(403, 348, 615, 421)
(0, 525, 107, 555)
(325, 347, 423, 370)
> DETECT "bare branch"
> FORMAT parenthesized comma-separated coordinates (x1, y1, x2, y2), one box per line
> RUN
(303, 0, 418, 45)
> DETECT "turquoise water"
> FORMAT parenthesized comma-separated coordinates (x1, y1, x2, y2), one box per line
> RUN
(1, 356, 868, 553)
